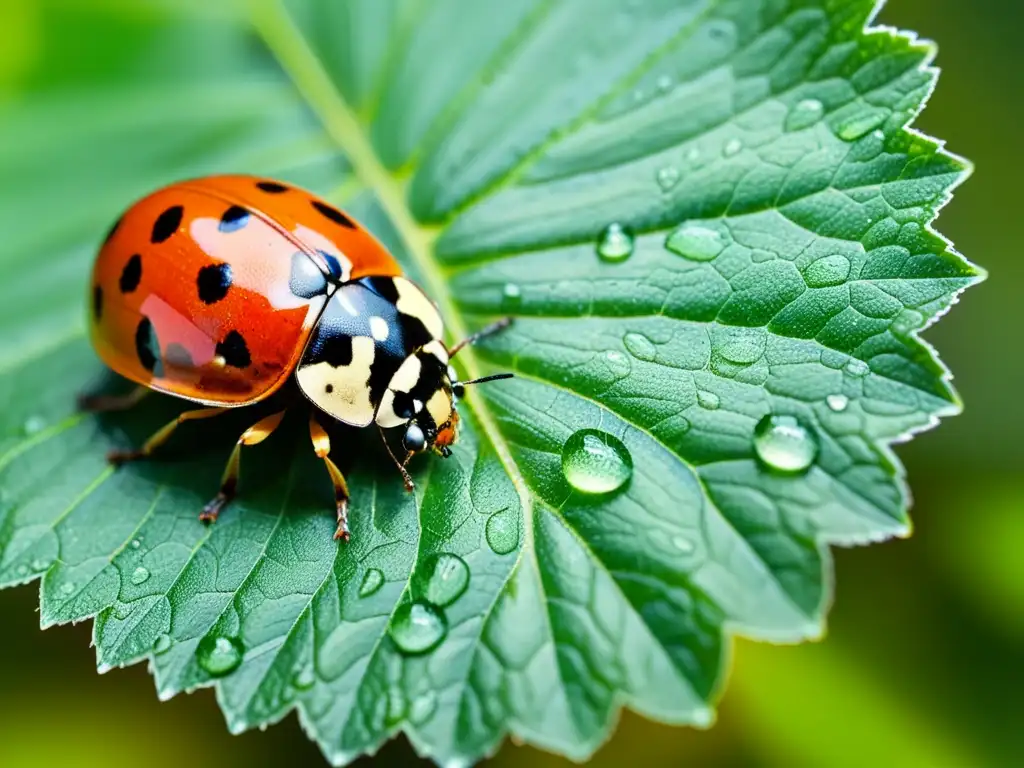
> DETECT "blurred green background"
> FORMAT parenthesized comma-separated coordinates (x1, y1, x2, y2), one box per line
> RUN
(0, 0, 1020, 766)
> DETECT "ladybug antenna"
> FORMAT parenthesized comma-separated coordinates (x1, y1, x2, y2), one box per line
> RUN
(378, 426, 415, 492)
(452, 373, 513, 399)
(448, 317, 513, 358)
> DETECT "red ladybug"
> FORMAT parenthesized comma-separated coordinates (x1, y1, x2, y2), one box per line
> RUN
(85, 175, 511, 540)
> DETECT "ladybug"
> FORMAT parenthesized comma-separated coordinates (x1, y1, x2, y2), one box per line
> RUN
(83, 174, 512, 540)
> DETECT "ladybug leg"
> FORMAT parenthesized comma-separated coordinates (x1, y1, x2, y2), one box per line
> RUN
(78, 385, 149, 413)
(447, 317, 513, 359)
(200, 410, 287, 525)
(308, 416, 351, 541)
(107, 406, 228, 465)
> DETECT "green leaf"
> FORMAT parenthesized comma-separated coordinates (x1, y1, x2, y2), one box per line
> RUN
(0, 0, 979, 764)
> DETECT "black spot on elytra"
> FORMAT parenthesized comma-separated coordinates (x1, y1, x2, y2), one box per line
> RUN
(119, 254, 142, 293)
(103, 215, 123, 245)
(164, 343, 194, 369)
(216, 330, 251, 368)
(397, 312, 433, 353)
(152, 205, 183, 243)
(312, 200, 355, 228)
(313, 334, 354, 368)
(92, 285, 103, 320)
(197, 263, 233, 304)
(135, 317, 160, 372)
(256, 180, 288, 193)
(325, 384, 334, 394)
(360, 276, 399, 303)
(218, 205, 250, 233)
(289, 251, 328, 299)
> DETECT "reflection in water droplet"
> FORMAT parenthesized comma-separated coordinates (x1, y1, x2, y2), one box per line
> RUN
(665, 221, 726, 261)
(596, 223, 635, 262)
(152, 633, 172, 655)
(753, 415, 819, 475)
(130, 566, 150, 585)
(723, 138, 743, 156)
(196, 634, 244, 677)
(485, 509, 520, 555)
(826, 394, 849, 412)
(656, 166, 681, 191)
(22, 416, 46, 436)
(561, 429, 634, 495)
(845, 359, 870, 377)
(697, 390, 720, 410)
(293, 665, 315, 691)
(784, 98, 825, 132)
(388, 600, 448, 655)
(421, 553, 469, 608)
(359, 568, 384, 598)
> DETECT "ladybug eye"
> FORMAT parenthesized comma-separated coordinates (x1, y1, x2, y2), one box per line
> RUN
(452, 384, 465, 399)
(402, 423, 426, 453)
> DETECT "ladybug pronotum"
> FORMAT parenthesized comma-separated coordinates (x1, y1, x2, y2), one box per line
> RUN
(84, 175, 512, 540)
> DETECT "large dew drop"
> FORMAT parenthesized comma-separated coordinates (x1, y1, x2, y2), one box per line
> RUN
(753, 415, 819, 475)
(596, 223, 635, 263)
(388, 600, 448, 655)
(485, 509, 520, 555)
(421, 553, 469, 608)
(359, 568, 384, 598)
(196, 634, 244, 677)
(130, 566, 150, 585)
(561, 429, 634, 495)
(665, 221, 726, 261)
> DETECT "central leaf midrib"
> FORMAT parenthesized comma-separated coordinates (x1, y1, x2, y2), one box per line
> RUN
(248, 0, 533, 521)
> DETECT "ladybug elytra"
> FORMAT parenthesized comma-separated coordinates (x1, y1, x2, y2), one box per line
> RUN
(84, 175, 512, 540)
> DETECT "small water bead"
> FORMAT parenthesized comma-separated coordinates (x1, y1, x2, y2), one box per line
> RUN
(665, 221, 726, 262)
(784, 98, 825, 132)
(130, 566, 150, 585)
(596, 223, 635, 263)
(623, 332, 656, 362)
(16, 564, 28, 577)
(293, 665, 316, 691)
(697, 390, 720, 410)
(409, 690, 438, 726)
(836, 110, 887, 141)
(656, 166, 681, 191)
(671, 535, 696, 554)
(152, 633, 172, 655)
(388, 600, 448, 655)
(561, 429, 634, 495)
(656, 74, 673, 92)
(421, 553, 469, 608)
(685, 147, 701, 163)
(723, 138, 743, 156)
(196, 634, 244, 677)
(604, 350, 631, 378)
(753, 415, 819, 475)
(60, 582, 75, 596)
(826, 394, 849, 412)
(359, 568, 384, 598)
(131, 539, 141, 549)
(845, 359, 870, 377)
(803, 254, 851, 288)
(485, 509, 520, 555)
(502, 282, 521, 303)
(22, 416, 46, 436)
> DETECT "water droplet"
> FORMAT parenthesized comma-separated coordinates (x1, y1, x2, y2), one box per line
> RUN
(359, 568, 384, 598)
(421, 553, 469, 608)
(697, 390, 720, 410)
(485, 509, 520, 555)
(836, 110, 887, 141)
(753, 415, 819, 475)
(196, 634, 244, 677)
(409, 690, 438, 725)
(685, 147, 701, 163)
(31, 558, 48, 571)
(16, 564, 28, 577)
(388, 600, 448, 655)
(655, 74, 673, 92)
(845, 359, 870, 377)
(561, 429, 633, 495)
(596, 223, 635, 263)
(130, 539, 141, 549)
(60, 582, 75, 596)
(665, 221, 726, 261)
(502, 282, 521, 303)
(130, 566, 150, 585)
(723, 138, 743, 156)
(623, 332, 656, 362)
(826, 394, 849, 412)
(656, 166, 680, 191)
(784, 98, 825, 132)
(604, 350, 631, 378)
(152, 633, 172, 655)
(293, 665, 315, 691)
(803, 254, 851, 287)
(22, 416, 46, 436)
(671, 535, 695, 554)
